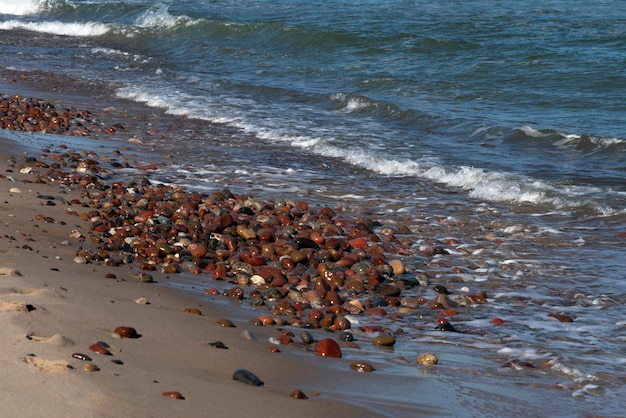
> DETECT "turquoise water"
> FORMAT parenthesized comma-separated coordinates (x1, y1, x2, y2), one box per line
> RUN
(2, 1, 626, 415)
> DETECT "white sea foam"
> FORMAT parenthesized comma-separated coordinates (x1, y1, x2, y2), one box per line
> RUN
(0, 0, 47, 16)
(134, 3, 200, 30)
(115, 84, 616, 215)
(0, 20, 109, 36)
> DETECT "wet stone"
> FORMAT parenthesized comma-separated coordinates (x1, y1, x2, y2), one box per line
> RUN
(232, 369, 264, 386)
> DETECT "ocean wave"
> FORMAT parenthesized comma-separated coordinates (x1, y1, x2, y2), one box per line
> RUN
(0, 0, 48, 16)
(115, 84, 619, 216)
(0, 19, 109, 36)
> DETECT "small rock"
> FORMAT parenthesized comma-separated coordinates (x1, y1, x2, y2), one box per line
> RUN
(314, 338, 342, 358)
(114, 326, 140, 339)
(290, 389, 308, 399)
(81, 363, 100, 372)
(417, 352, 438, 365)
(350, 361, 374, 372)
(162, 391, 185, 400)
(134, 297, 148, 304)
(216, 318, 235, 327)
(372, 331, 395, 347)
(208, 341, 228, 349)
(73, 256, 88, 264)
(232, 369, 264, 386)
(134, 272, 153, 283)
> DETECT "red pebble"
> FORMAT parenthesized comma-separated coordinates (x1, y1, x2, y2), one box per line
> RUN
(492, 317, 504, 325)
(162, 391, 184, 400)
(314, 338, 342, 358)
(89, 342, 112, 355)
(348, 237, 368, 250)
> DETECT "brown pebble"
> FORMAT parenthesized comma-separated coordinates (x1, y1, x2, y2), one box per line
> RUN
(417, 352, 438, 365)
(290, 389, 308, 399)
(81, 363, 100, 372)
(105, 273, 117, 279)
(114, 326, 140, 339)
(372, 331, 396, 347)
(350, 361, 374, 372)
(216, 318, 236, 327)
(185, 308, 203, 315)
(314, 338, 342, 358)
(162, 391, 185, 400)
(89, 342, 112, 355)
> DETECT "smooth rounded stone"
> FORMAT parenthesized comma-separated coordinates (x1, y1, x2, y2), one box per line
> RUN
(300, 331, 314, 345)
(185, 308, 203, 315)
(314, 338, 342, 358)
(114, 326, 140, 339)
(231, 262, 254, 275)
(226, 287, 244, 300)
(372, 283, 402, 298)
(350, 361, 374, 373)
(232, 369, 264, 386)
(400, 297, 420, 308)
(73, 255, 88, 264)
(240, 330, 257, 341)
(351, 261, 374, 275)
(187, 242, 207, 259)
(389, 259, 406, 275)
(134, 272, 154, 283)
(162, 391, 185, 400)
(290, 389, 308, 399)
(71, 353, 92, 361)
(81, 363, 100, 372)
(134, 297, 149, 304)
(372, 331, 396, 347)
(337, 331, 354, 342)
(417, 352, 438, 365)
(216, 318, 236, 328)
(89, 342, 112, 355)
(250, 274, 267, 286)
(105, 273, 117, 279)
(208, 341, 228, 349)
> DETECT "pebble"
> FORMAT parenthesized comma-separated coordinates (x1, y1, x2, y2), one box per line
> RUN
(314, 338, 342, 358)
(290, 389, 308, 399)
(162, 391, 185, 400)
(134, 272, 153, 283)
(350, 361, 374, 372)
(73, 256, 88, 264)
(185, 308, 203, 316)
(71, 353, 92, 361)
(240, 330, 257, 341)
(216, 318, 236, 327)
(114, 326, 140, 339)
(134, 297, 149, 304)
(89, 342, 112, 356)
(9, 187, 22, 193)
(417, 352, 438, 365)
(81, 363, 100, 372)
(372, 331, 396, 347)
(232, 369, 264, 386)
(208, 341, 228, 349)
(300, 331, 314, 345)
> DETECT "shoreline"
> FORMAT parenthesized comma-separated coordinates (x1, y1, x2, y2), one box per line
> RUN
(0, 71, 444, 417)
(1, 68, 619, 418)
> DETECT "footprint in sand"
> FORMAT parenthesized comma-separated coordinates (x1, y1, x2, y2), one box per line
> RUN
(23, 355, 69, 373)
(26, 333, 74, 346)
(0, 301, 34, 313)
(0, 267, 22, 276)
